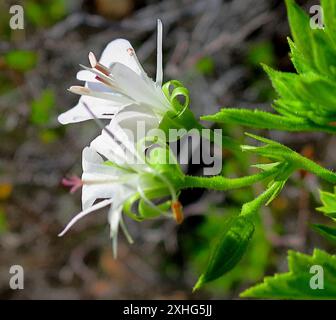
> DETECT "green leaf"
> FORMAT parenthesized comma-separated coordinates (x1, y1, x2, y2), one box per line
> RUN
(317, 188, 336, 218)
(310, 29, 336, 76)
(285, 0, 313, 61)
(4, 50, 37, 72)
(272, 98, 310, 118)
(201, 108, 312, 131)
(298, 73, 336, 115)
(287, 37, 313, 74)
(321, 0, 336, 50)
(193, 215, 255, 291)
(311, 224, 336, 243)
(241, 249, 336, 299)
(30, 89, 55, 125)
(262, 64, 301, 101)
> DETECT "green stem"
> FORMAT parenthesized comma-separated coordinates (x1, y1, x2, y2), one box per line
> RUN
(240, 182, 281, 217)
(295, 153, 336, 184)
(198, 125, 242, 154)
(182, 168, 277, 191)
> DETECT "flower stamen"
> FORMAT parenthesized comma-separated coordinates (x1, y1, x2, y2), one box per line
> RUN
(62, 176, 83, 194)
(88, 52, 110, 76)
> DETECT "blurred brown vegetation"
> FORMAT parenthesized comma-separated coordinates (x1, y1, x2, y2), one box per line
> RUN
(1, 0, 331, 300)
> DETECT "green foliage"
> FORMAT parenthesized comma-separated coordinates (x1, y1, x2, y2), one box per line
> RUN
(0, 208, 8, 233)
(201, 108, 313, 132)
(4, 50, 38, 72)
(312, 224, 336, 243)
(202, 0, 336, 132)
(247, 42, 275, 67)
(26, 0, 68, 27)
(30, 89, 55, 125)
(241, 249, 336, 299)
(317, 188, 336, 219)
(188, 212, 271, 293)
(242, 133, 336, 184)
(193, 215, 255, 291)
(196, 57, 215, 75)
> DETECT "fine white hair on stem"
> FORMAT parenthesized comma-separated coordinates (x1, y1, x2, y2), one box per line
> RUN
(156, 19, 163, 86)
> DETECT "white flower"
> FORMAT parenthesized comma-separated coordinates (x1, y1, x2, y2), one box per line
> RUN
(59, 123, 179, 257)
(58, 19, 172, 128)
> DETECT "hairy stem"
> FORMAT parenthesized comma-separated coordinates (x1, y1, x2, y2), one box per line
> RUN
(182, 168, 277, 191)
(294, 153, 336, 184)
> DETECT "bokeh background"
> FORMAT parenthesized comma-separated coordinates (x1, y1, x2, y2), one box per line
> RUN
(1, 0, 333, 299)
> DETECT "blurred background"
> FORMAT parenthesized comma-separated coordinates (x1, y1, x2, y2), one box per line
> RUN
(1, 0, 333, 299)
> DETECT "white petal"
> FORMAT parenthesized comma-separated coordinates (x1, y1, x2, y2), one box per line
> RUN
(81, 147, 136, 210)
(58, 199, 113, 237)
(99, 39, 147, 77)
(110, 63, 165, 110)
(107, 188, 133, 257)
(156, 19, 163, 86)
(81, 183, 116, 211)
(58, 97, 125, 124)
(81, 147, 119, 210)
(109, 107, 160, 141)
(89, 129, 131, 165)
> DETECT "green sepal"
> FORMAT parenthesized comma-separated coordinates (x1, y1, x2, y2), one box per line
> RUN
(122, 186, 171, 220)
(139, 198, 171, 219)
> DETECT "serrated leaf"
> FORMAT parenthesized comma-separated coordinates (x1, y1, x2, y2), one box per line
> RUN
(262, 64, 301, 101)
(298, 73, 336, 114)
(272, 98, 311, 118)
(201, 108, 311, 131)
(285, 0, 313, 61)
(316, 189, 336, 218)
(241, 249, 336, 299)
(287, 37, 313, 74)
(321, 0, 336, 50)
(311, 29, 336, 76)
